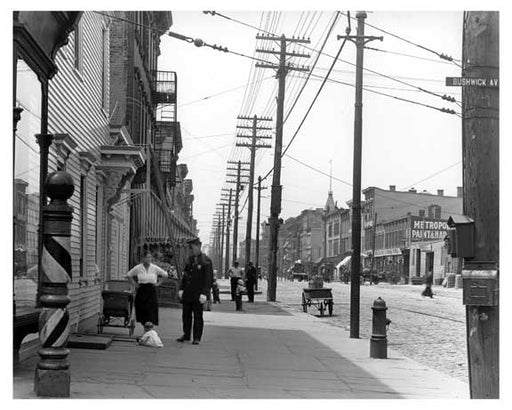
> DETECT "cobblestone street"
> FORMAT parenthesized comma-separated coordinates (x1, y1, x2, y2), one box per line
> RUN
(259, 279, 468, 382)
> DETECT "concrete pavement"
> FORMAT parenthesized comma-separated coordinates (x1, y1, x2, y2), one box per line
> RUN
(14, 286, 469, 399)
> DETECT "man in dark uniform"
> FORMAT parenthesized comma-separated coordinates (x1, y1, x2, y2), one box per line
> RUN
(245, 261, 257, 303)
(177, 237, 212, 345)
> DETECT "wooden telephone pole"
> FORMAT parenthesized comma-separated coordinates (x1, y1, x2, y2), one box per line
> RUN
(461, 11, 499, 399)
(255, 33, 310, 302)
(221, 188, 234, 277)
(254, 176, 267, 290)
(236, 115, 272, 270)
(226, 161, 250, 263)
(216, 203, 227, 276)
(338, 11, 382, 338)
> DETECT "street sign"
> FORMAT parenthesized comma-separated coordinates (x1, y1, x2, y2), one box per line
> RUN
(445, 77, 499, 87)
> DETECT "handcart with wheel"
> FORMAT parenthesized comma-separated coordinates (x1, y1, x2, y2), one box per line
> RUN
(302, 288, 333, 317)
(97, 280, 136, 336)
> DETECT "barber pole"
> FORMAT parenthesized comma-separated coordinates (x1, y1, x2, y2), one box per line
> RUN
(35, 171, 74, 397)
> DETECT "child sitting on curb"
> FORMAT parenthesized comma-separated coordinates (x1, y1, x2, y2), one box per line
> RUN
(137, 321, 164, 347)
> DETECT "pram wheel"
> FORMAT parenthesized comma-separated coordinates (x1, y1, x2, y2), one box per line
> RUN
(128, 318, 135, 336)
(97, 315, 104, 334)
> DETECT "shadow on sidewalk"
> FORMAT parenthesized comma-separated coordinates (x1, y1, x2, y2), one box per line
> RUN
(14, 319, 402, 398)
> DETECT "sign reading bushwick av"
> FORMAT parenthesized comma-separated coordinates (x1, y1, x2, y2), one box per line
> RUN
(445, 77, 499, 87)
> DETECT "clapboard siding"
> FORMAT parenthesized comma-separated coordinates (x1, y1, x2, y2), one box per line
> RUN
(46, 11, 125, 330)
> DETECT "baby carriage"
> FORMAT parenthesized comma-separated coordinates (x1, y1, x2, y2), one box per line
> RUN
(97, 280, 136, 336)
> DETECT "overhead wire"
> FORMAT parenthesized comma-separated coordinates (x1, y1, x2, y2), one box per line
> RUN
(303, 71, 460, 116)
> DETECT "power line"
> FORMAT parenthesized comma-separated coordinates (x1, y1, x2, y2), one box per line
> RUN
(284, 153, 465, 216)
(305, 72, 460, 116)
(283, 11, 340, 125)
(204, 11, 462, 83)
(364, 46, 456, 65)
(179, 76, 274, 108)
(399, 161, 462, 190)
(339, 11, 462, 67)
(261, 24, 351, 182)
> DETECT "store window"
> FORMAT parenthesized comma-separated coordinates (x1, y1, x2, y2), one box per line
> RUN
(14, 57, 42, 312)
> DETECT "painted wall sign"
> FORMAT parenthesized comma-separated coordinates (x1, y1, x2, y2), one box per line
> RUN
(411, 216, 450, 242)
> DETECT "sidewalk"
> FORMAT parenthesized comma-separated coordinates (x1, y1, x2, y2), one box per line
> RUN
(14, 290, 469, 399)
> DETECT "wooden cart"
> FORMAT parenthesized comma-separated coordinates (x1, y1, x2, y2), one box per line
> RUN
(302, 288, 333, 317)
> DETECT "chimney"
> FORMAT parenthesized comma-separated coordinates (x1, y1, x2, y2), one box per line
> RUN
(409, 188, 417, 193)
(437, 189, 444, 196)
(389, 185, 396, 191)
(457, 186, 463, 198)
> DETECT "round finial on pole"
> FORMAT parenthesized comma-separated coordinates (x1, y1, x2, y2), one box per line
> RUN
(356, 11, 367, 19)
(45, 171, 75, 202)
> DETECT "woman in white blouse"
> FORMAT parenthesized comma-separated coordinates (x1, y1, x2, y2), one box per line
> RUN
(126, 252, 168, 328)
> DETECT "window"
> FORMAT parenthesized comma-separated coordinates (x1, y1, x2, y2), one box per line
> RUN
(419, 209, 425, 217)
(79, 175, 87, 277)
(328, 223, 333, 238)
(14, 56, 42, 311)
(74, 21, 83, 72)
(333, 239, 339, 256)
(333, 220, 340, 236)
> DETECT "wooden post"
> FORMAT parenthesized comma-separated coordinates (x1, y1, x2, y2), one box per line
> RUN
(462, 11, 499, 399)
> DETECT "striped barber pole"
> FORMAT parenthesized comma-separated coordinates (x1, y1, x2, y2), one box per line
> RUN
(35, 171, 74, 396)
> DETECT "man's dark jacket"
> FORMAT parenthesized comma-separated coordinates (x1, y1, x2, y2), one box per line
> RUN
(180, 253, 213, 302)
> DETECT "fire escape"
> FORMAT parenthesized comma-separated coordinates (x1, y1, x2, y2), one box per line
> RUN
(153, 71, 182, 194)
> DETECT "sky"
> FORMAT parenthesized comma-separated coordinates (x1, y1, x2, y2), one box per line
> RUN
(157, 10, 464, 246)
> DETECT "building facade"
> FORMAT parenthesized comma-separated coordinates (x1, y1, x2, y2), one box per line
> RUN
(13, 10, 83, 362)
(322, 185, 463, 283)
(108, 11, 197, 276)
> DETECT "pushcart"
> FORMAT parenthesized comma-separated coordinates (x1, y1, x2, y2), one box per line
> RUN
(97, 280, 136, 336)
(302, 288, 333, 317)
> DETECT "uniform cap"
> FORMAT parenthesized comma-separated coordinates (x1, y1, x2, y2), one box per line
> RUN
(187, 237, 202, 246)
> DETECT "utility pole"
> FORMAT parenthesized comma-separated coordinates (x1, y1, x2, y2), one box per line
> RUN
(221, 188, 234, 278)
(461, 11, 499, 399)
(216, 203, 226, 276)
(370, 212, 378, 286)
(220, 203, 225, 277)
(216, 218, 221, 269)
(256, 33, 310, 301)
(226, 161, 250, 264)
(339, 11, 382, 338)
(236, 115, 272, 271)
(254, 176, 267, 290)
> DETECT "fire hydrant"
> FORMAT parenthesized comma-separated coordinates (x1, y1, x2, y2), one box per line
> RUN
(370, 297, 391, 359)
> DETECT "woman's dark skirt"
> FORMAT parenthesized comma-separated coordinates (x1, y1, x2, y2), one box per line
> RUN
(135, 283, 159, 325)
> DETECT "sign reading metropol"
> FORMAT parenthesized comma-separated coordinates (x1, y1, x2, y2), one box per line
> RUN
(410, 216, 450, 242)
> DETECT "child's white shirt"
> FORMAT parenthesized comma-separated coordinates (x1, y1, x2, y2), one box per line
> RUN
(140, 329, 163, 347)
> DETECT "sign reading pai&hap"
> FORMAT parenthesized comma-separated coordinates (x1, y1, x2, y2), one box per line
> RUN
(410, 216, 450, 242)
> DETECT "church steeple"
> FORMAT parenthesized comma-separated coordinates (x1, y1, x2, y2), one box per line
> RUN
(324, 160, 335, 214)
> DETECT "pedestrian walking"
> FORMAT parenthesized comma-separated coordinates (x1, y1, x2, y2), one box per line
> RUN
(421, 271, 434, 298)
(245, 261, 257, 303)
(126, 252, 168, 329)
(227, 261, 243, 301)
(177, 237, 212, 345)
(235, 279, 246, 311)
(212, 277, 221, 304)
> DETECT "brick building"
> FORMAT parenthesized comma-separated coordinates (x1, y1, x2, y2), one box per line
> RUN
(322, 185, 463, 283)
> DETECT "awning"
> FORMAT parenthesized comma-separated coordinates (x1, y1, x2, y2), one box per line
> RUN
(336, 256, 351, 270)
